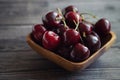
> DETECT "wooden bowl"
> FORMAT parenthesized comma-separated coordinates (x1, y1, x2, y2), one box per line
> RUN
(26, 31, 116, 71)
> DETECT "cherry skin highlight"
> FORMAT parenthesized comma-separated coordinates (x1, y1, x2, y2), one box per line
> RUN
(94, 18, 111, 37)
(70, 43, 90, 62)
(32, 24, 46, 44)
(63, 29, 81, 46)
(42, 11, 62, 29)
(62, 5, 78, 15)
(42, 31, 61, 51)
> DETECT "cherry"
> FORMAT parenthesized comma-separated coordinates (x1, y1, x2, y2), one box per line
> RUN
(32, 24, 46, 44)
(62, 5, 78, 15)
(56, 24, 69, 36)
(70, 43, 90, 62)
(91, 31, 100, 40)
(79, 22, 93, 36)
(83, 32, 101, 53)
(63, 29, 81, 46)
(94, 18, 111, 37)
(42, 31, 61, 51)
(30, 6, 112, 62)
(42, 11, 62, 29)
(65, 11, 82, 29)
(57, 45, 72, 60)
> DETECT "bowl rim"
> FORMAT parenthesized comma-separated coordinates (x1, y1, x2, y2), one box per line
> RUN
(27, 31, 116, 64)
(26, 31, 116, 71)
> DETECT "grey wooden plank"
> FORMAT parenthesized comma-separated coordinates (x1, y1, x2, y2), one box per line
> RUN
(0, 25, 31, 51)
(0, 0, 120, 79)
(0, 0, 120, 24)
(0, 25, 31, 52)
(48, 1, 120, 23)
(0, 51, 62, 73)
(0, 68, 120, 80)
(0, 48, 120, 73)
(0, 0, 48, 25)
(0, 0, 48, 2)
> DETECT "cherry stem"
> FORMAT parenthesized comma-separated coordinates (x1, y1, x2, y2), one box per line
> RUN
(83, 32, 86, 38)
(80, 13, 97, 25)
(73, 20, 79, 31)
(83, 18, 95, 25)
(80, 13, 97, 19)
(83, 20, 94, 25)
(57, 8, 68, 28)
(73, 20, 85, 44)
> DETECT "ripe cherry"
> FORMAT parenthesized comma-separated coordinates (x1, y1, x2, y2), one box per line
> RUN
(32, 24, 46, 44)
(42, 31, 61, 51)
(62, 5, 78, 15)
(91, 31, 100, 40)
(94, 18, 111, 37)
(83, 32, 101, 53)
(56, 24, 69, 36)
(42, 11, 62, 29)
(63, 29, 81, 46)
(65, 11, 82, 29)
(79, 22, 93, 36)
(70, 43, 90, 62)
(30, 6, 112, 63)
(57, 45, 72, 60)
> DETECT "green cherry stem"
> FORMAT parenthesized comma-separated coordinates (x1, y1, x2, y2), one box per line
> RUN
(80, 13, 97, 19)
(73, 20, 79, 31)
(83, 20, 94, 25)
(83, 32, 86, 38)
(73, 20, 85, 45)
(80, 13, 97, 25)
(57, 8, 68, 28)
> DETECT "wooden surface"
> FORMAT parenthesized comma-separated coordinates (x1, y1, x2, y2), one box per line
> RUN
(0, 0, 120, 79)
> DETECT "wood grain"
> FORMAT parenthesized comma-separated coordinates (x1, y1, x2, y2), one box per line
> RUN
(0, 0, 120, 79)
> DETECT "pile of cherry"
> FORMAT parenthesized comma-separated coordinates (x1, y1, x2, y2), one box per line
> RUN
(31, 5, 111, 62)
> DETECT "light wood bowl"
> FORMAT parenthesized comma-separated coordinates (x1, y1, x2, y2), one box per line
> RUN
(26, 31, 116, 71)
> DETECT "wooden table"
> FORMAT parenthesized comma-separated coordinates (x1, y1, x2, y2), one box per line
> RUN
(0, 0, 120, 79)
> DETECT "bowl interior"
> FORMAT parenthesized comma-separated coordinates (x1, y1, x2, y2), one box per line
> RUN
(26, 31, 116, 71)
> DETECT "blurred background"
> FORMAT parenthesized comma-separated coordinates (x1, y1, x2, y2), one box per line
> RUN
(0, 0, 120, 42)
(0, 0, 119, 25)
(0, 0, 120, 79)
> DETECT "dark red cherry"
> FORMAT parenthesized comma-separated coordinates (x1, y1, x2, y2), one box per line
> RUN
(42, 11, 62, 29)
(32, 24, 46, 44)
(94, 18, 111, 36)
(57, 45, 72, 60)
(65, 12, 82, 29)
(79, 22, 93, 36)
(91, 31, 100, 40)
(42, 31, 61, 51)
(70, 43, 90, 62)
(63, 29, 81, 46)
(62, 5, 78, 15)
(56, 24, 69, 36)
(83, 32, 101, 53)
